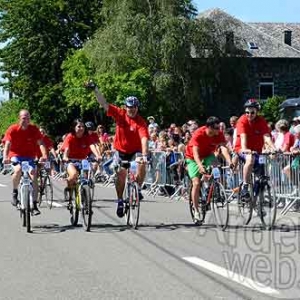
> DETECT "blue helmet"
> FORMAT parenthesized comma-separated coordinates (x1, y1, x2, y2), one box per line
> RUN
(125, 96, 140, 107)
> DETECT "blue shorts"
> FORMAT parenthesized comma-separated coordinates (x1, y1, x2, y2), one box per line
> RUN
(238, 153, 265, 176)
(10, 156, 36, 169)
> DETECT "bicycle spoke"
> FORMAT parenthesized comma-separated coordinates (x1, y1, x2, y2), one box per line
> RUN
(212, 182, 229, 231)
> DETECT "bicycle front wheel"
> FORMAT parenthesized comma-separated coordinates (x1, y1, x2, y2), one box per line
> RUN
(237, 182, 254, 225)
(21, 185, 31, 233)
(126, 182, 140, 229)
(259, 182, 277, 230)
(212, 182, 229, 231)
(80, 185, 93, 232)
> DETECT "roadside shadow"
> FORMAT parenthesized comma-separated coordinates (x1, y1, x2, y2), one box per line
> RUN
(31, 223, 82, 234)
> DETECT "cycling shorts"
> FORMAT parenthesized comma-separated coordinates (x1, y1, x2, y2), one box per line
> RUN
(186, 154, 216, 179)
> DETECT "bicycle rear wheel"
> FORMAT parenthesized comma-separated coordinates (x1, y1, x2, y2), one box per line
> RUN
(69, 188, 79, 226)
(259, 181, 277, 230)
(80, 185, 93, 231)
(212, 182, 229, 231)
(126, 182, 140, 229)
(237, 182, 254, 225)
(44, 176, 54, 209)
(38, 175, 45, 207)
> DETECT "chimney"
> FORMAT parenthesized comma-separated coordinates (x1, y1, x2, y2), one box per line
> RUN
(225, 31, 234, 52)
(284, 30, 292, 46)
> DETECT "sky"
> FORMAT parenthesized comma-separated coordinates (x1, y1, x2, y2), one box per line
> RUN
(194, 0, 300, 23)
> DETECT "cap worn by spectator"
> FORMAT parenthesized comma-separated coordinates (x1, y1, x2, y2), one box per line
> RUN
(147, 116, 155, 121)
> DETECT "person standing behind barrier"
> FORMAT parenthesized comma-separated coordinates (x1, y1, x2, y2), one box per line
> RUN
(274, 119, 294, 152)
(185, 116, 233, 223)
(86, 80, 149, 218)
(96, 124, 109, 155)
(283, 124, 300, 183)
(147, 116, 158, 132)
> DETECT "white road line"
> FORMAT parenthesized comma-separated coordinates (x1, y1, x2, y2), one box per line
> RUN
(0, 184, 7, 187)
(47, 201, 63, 208)
(183, 256, 280, 296)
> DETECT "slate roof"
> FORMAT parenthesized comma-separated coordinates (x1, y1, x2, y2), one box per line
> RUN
(197, 8, 300, 58)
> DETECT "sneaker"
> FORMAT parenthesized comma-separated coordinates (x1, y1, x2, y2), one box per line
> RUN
(116, 199, 124, 218)
(277, 199, 285, 209)
(257, 207, 266, 217)
(11, 191, 19, 207)
(32, 202, 41, 216)
(194, 211, 202, 224)
(240, 184, 250, 201)
(138, 190, 144, 201)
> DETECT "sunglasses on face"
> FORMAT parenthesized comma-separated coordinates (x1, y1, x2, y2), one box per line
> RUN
(245, 111, 256, 115)
(126, 106, 137, 109)
(212, 125, 220, 130)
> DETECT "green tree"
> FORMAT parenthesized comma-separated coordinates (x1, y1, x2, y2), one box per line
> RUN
(82, 0, 200, 126)
(0, 0, 103, 134)
(0, 98, 26, 135)
(62, 49, 151, 124)
(260, 95, 286, 123)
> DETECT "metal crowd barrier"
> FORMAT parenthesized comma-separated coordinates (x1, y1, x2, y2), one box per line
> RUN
(41, 150, 300, 217)
(142, 152, 300, 216)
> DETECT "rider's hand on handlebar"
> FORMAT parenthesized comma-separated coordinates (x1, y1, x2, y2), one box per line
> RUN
(198, 163, 206, 175)
(3, 158, 10, 165)
(240, 149, 253, 154)
(39, 156, 48, 163)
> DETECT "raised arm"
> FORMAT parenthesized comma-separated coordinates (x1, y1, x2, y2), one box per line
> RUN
(94, 86, 109, 112)
(84, 80, 109, 111)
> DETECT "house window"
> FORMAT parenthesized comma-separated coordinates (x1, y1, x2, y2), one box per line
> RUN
(259, 82, 274, 100)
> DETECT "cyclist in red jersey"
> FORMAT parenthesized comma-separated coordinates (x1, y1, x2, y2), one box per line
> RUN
(185, 116, 232, 223)
(87, 81, 149, 218)
(62, 119, 101, 188)
(2, 110, 48, 215)
(234, 99, 276, 199)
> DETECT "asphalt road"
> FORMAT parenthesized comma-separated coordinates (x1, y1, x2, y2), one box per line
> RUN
(0, 174, 299, 300)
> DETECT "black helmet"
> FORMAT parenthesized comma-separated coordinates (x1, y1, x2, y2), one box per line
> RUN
(124, 96, 140, 107)
(85, 121, 95, 130)
(244, 98, 260, 110)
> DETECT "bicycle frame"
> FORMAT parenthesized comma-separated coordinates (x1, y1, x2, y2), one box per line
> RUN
(67, 159, 94, 230)
(19, 161, 34, 211)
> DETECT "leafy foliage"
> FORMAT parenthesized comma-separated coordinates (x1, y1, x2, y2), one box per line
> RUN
(0, 98, 27, 135)
(260, 95, 286, 123)
(0, 0, 103, 134)
(62, 49, 151, 123)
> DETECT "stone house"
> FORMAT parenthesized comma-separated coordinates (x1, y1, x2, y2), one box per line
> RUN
(197, 8, 300, 102)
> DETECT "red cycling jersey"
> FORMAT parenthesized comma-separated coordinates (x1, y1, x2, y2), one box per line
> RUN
(107, 104, 149, 153)
(36, 134, 54, 158)
(234, 114, 270, 153)
(62, 133, 93, 159)
(4, 124, 43, 158)
(185, 126, 226, 160)
(88, 132, 99, 145)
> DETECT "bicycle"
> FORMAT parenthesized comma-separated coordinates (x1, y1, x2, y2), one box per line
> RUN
(38, 161, 53, 209)
(115, 158, 144, 229)
(188, 165, 230, 231)
(237, 152, 277, 230)
(64, 159, 94, 231)
(5, 161, 36, 233)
